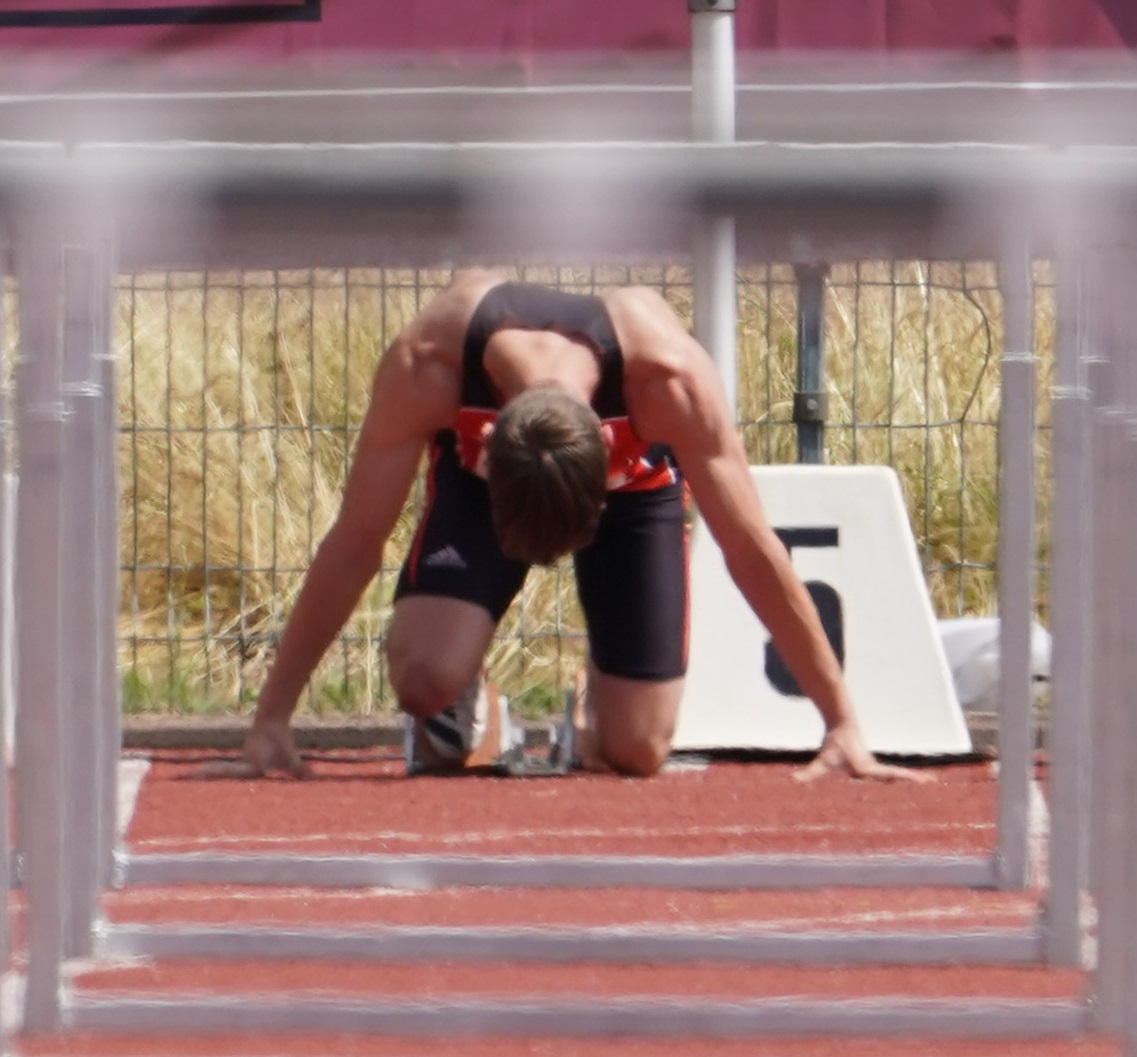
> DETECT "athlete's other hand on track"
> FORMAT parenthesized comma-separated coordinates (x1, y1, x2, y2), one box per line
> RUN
(793, 722, 934, 784)
(191, 718, 312, 780)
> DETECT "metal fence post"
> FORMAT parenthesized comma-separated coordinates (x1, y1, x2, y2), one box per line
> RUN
(794, 263, 830, 465)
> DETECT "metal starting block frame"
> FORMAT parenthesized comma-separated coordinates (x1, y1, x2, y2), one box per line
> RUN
(404, 685, 577, 777)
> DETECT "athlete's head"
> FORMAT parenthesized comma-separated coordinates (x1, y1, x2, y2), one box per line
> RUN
(486, 385, 607, 566)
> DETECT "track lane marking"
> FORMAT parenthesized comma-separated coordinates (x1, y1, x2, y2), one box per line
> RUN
(129, 819, 995, 851)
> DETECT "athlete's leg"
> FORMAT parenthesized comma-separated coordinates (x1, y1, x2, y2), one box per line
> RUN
(584, 666, 684, 777)
(385, 595, 496, 720)
(574, 481, 689, 777)
(390, 431, 528, 756)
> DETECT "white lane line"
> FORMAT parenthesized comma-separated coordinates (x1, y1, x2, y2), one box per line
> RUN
(130, 819, 994, 851)
(1028, 778, 1050, 890)
(0, 970, 24, 1036)
(117, 758, 151, 840)
(1081, 896, 1099, 969)
(731, 903, 1035, 933)
(109, 887, 421, 905)
(986, 760, 1052, 890)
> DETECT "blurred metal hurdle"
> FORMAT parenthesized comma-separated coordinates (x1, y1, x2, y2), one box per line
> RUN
(8, 207, 121, 1033)
(1084, 239, 1137, 1045)
(49, 157, 1107, 1040)
(0, 2, 1129, 1048)
(0, 232, 11, 1057)
(0, 154, 1104, 1043)
(1038, 209, 1137, 1048)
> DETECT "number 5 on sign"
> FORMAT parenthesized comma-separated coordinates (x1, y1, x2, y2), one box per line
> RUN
(674, 465, 972, 757)
(764, 526, 844, 697)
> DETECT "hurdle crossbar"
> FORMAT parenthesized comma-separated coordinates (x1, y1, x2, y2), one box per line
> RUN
(99, 922, 1046, 966)
(63, 993, 1092, 1040)
(120, 850, 1000, 890)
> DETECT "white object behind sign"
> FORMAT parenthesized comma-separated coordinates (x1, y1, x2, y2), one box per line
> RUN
(674, 465, 972, 756)
(937, 616, 1051, 714)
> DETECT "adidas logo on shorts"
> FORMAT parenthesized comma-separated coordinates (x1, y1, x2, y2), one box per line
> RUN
(423, 545, 467, 570)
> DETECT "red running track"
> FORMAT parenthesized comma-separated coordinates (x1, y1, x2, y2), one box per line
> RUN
(125, 754, 1000, 857)
(8, 751, 1124, 1057)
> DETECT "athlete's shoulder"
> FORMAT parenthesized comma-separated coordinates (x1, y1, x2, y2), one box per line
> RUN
(603, 286, 703, 371)
(445, 268, 511, 313)
(448, 267, 510, 299)
(406, 268, 508, 346)
(373, 272, 509, 421)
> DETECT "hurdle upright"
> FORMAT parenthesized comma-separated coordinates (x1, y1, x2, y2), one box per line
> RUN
(6, 201, 121, 1033)
(1043, 231, 1093, 967)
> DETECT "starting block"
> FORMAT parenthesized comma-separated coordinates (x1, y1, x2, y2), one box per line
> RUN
(404, 680, 578, 777)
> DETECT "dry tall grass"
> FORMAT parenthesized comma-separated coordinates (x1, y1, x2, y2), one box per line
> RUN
(114, 262, 1053, 717)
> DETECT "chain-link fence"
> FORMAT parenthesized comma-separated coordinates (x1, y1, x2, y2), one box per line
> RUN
(113, 261, 1053, 719)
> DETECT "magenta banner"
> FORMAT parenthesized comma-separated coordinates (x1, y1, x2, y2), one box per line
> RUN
(0, 0, 1132, 59)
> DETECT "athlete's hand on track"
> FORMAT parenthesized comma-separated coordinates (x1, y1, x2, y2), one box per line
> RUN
(191, 718, 312, 780)
(794, 721, 934, 784)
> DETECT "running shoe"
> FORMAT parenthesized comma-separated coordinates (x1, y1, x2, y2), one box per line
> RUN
(417, 675, 489, 762)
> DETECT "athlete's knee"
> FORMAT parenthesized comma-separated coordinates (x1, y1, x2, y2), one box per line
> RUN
(389, 654, 472, 720)
(599, 729, 673, 778)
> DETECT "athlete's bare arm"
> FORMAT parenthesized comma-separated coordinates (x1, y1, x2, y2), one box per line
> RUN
(609, 287, 929, 784)
(199, 276, 490, 778)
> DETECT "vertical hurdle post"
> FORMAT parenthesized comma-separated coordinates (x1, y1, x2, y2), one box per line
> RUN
(0, 237, 11, 1051)
(689, 0, 738, 416)
(13, 210, 67, 1032)
(1086, 246, 1131, 1034)
(1082, 248, 1108, 909)
(994, 227, 1037, 891)
(59, 223, 114, 959)
(1044, 240, 1093, 965)
(1109, 247, 1137, 1052)
(91, 233, 119, 892)
(1117, 249, 1137, 1057)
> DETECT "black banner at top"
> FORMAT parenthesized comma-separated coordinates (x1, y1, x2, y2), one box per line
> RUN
(0, 0, 320, 27)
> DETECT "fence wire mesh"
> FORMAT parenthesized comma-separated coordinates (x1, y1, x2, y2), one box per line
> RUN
(62, 261, 1054, 718)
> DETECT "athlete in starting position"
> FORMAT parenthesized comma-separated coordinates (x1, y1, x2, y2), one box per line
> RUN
(223, 268, 927, 782)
